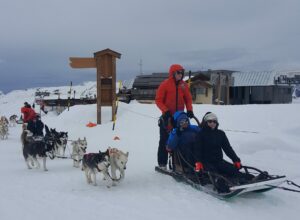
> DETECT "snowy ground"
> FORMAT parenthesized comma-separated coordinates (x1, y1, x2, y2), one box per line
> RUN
(0, 87, 300, 220)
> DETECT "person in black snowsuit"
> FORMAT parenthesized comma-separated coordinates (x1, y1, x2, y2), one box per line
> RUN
(27, 114, 44, 137)
(193, 112, 254, 190)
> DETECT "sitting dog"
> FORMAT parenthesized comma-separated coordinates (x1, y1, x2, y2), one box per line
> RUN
(9, 114, 18, 127)
(81, 150, 112, 187)
(71, 137, 87, 168)
(21, 130, 55, 171)
(108, 147, 129, 183)
(0, 116, 9, 140)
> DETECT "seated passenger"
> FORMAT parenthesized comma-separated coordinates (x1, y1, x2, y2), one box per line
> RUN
(194, 112, 254, 186)
(27, 114, 44, 137)
(166, 111, 201, 174)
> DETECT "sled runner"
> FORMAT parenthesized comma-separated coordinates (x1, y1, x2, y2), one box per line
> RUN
(155, 165, 286, 199)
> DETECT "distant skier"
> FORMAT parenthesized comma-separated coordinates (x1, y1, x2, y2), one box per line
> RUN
(155, 64, 194, 170)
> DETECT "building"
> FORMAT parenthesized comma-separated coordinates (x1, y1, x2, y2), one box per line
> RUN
(187, 72, 213, 104)
(131, 71, 213, 104)
(230, 71, 293, 104)
(131, 73, 168, 103)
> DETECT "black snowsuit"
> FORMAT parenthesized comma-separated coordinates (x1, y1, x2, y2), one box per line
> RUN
(27, 119, 44, 136)
(194, 123, 246, 179)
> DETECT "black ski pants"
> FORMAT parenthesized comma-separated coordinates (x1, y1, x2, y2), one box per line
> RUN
(203, 160, 253, 180)
(157, 117, 169, 166)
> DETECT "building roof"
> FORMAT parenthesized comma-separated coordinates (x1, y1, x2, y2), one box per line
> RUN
(232, 71, 278, 87)
(94, 48, 121, 58)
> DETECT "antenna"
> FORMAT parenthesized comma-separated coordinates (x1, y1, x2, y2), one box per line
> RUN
(138, 59, 143, 75)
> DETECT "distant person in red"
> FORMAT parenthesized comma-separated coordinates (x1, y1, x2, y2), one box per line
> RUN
(21, 102, 36, 123)
(155, 64, 194, 169)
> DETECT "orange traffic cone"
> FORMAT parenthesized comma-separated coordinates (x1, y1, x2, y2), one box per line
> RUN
(86, 122, 97, 127)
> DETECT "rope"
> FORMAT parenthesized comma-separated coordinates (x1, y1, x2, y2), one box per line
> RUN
(223, 129, 259, 134)
(118, 107, 259, 134)
(118, 105, 159, 119)
(267, 180, 300, 193)
(175, 151, 202, 185)
(287, 180, 300, 188)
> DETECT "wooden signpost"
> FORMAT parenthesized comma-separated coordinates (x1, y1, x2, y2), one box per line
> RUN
(69, 48, 121, 124)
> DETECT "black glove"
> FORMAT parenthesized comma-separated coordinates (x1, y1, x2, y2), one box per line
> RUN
(162, 111, 171, 122)
(187, 111, 194, 118)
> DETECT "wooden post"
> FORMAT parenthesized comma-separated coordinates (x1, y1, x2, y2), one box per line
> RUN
(95, 56, 102, 124)
(70, 48, 121, 124)
(217, 73, 221, 105)
(226, 74, 230, 105)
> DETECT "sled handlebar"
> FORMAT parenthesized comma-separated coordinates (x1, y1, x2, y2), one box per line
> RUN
(192, 115, 201, 127)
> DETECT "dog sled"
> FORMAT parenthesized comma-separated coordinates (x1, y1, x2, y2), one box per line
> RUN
(155, 165, 287, 199)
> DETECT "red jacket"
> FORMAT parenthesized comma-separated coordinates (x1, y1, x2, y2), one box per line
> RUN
(21, 107, 36, 123)
(155, 72, 193, 115)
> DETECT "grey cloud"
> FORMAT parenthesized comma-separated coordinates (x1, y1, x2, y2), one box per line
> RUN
(1, 0, 300, 92)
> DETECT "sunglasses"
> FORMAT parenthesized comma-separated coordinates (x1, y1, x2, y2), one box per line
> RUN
(179, 118, 189, 126)
(174, 70, 185, 75)
(207, 120, 217, 124)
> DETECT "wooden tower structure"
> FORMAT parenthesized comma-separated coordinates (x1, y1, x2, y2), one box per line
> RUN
(69, 48, 121, 124)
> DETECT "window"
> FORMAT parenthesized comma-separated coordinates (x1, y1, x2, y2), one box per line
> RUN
(196, 88, 206, 95)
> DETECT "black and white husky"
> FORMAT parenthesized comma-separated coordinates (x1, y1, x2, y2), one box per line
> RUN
(21, 130, 55, 171)
(81, 150, 112, 187)
(45, 125, 68, 156)
(71, 137, 87, 168)
(9, 114, 18, 127)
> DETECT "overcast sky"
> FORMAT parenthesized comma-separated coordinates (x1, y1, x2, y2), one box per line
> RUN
(1, 0, 300, 93)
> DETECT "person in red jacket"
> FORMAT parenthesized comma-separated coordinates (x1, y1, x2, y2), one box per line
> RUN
(21, 102, 36, 123)
(155, 64, 194, 169)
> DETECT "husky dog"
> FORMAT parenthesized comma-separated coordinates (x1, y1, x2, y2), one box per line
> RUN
(21, 130, 55, 171)
(45, 126, 68, 156)
(0, 116, 9, 140)
(108, 147, 129, 182)
(9, 114, 18, 127)
(1, 116, 9, 124)
(71, 137, 87, 168)
(53, 130, 68, 156)
(81, 150, 112, 187)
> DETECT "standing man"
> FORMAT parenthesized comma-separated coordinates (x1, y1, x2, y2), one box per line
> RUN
(155, 64, 194, 169)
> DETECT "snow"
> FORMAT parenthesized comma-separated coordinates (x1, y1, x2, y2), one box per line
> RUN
(1, 84, 300, 220)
